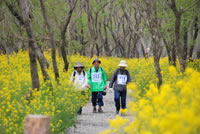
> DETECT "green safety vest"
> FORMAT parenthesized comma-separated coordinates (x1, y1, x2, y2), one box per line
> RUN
(87, 66, 107, 92)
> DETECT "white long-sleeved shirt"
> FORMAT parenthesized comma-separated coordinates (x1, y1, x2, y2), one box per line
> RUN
(70, 70, 88, 90)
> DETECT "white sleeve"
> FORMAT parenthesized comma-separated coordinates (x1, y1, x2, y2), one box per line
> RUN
(69, 72, 74, 84)
(82, 73, 88, 89)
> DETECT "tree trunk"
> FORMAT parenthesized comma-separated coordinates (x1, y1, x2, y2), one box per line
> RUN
(103, 16, 111, 56)
(197, 51, 200, 59)
(123, 8, 148, 59)
(183, 26, 188, 61)
(135, 45, 140, 58)
(61, 0, 77, 71)
(152, 38, 163, 88)
(171, 43, 177, 66)
(95, 43, 100, 56)
(127, 35, 132, 58)
(79, 21, 87, 56)
(154, 56, 162, 88)
(35, 49, 52, 82)
(189, 16, 199, 60)
(163, 37, 172, 65)
(24, 115, 51, 134)
(85, 0, 99, 57)
(8, 0, 53, 91)
(17, 0, 40, 90)
(131, 34, 139, 58)
(165, 0, 186, 72)
(175, 13, 186, 72)
(39, 0, 59, 81)
(107, 23, 126, 57)
(26, 26, 40, 90)
(145, 0, 162, 88)
(61, 42, 69, 72)
(18, 0, 51, 83)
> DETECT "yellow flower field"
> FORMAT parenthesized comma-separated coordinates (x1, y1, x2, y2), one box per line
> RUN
(101, 67, 200, 134)
(0, 51, 90, 134)
(0, 50, 200, 133)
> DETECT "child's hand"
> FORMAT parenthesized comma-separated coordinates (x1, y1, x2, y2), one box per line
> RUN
(109, 88, 113, 93)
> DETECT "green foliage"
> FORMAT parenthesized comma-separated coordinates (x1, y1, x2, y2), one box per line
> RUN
(69, 40, 82, 53)
(76, 12, 88, 36)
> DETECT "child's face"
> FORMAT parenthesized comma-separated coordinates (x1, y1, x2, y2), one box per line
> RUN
(94, 62, 100, 68)
(76, 67, 82, 72)
(120, 67, 126, 70)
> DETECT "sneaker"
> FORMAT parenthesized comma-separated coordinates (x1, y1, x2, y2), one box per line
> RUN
(77, 107, 82, 115)
(116, 110, 119, 114)
(98, 107, 103, 113)
(93, 107, 97, 113)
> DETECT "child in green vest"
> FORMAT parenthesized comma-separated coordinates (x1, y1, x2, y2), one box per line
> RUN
(87, 58, 107, 113)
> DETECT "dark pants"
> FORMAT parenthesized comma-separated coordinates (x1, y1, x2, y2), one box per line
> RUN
(114, 90, 127, 111)
(91, 91, 104, 106)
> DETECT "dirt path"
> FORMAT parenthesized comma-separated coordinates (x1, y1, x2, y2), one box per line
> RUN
(66, 83, 132, 134)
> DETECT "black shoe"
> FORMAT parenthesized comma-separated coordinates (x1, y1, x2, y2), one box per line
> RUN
(77, 107, 82, 115)
(93, 107, 97, 113)
(98, 107, 103, 113)
(77, 111, 82, 115)
(116, 110, 119, 114)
